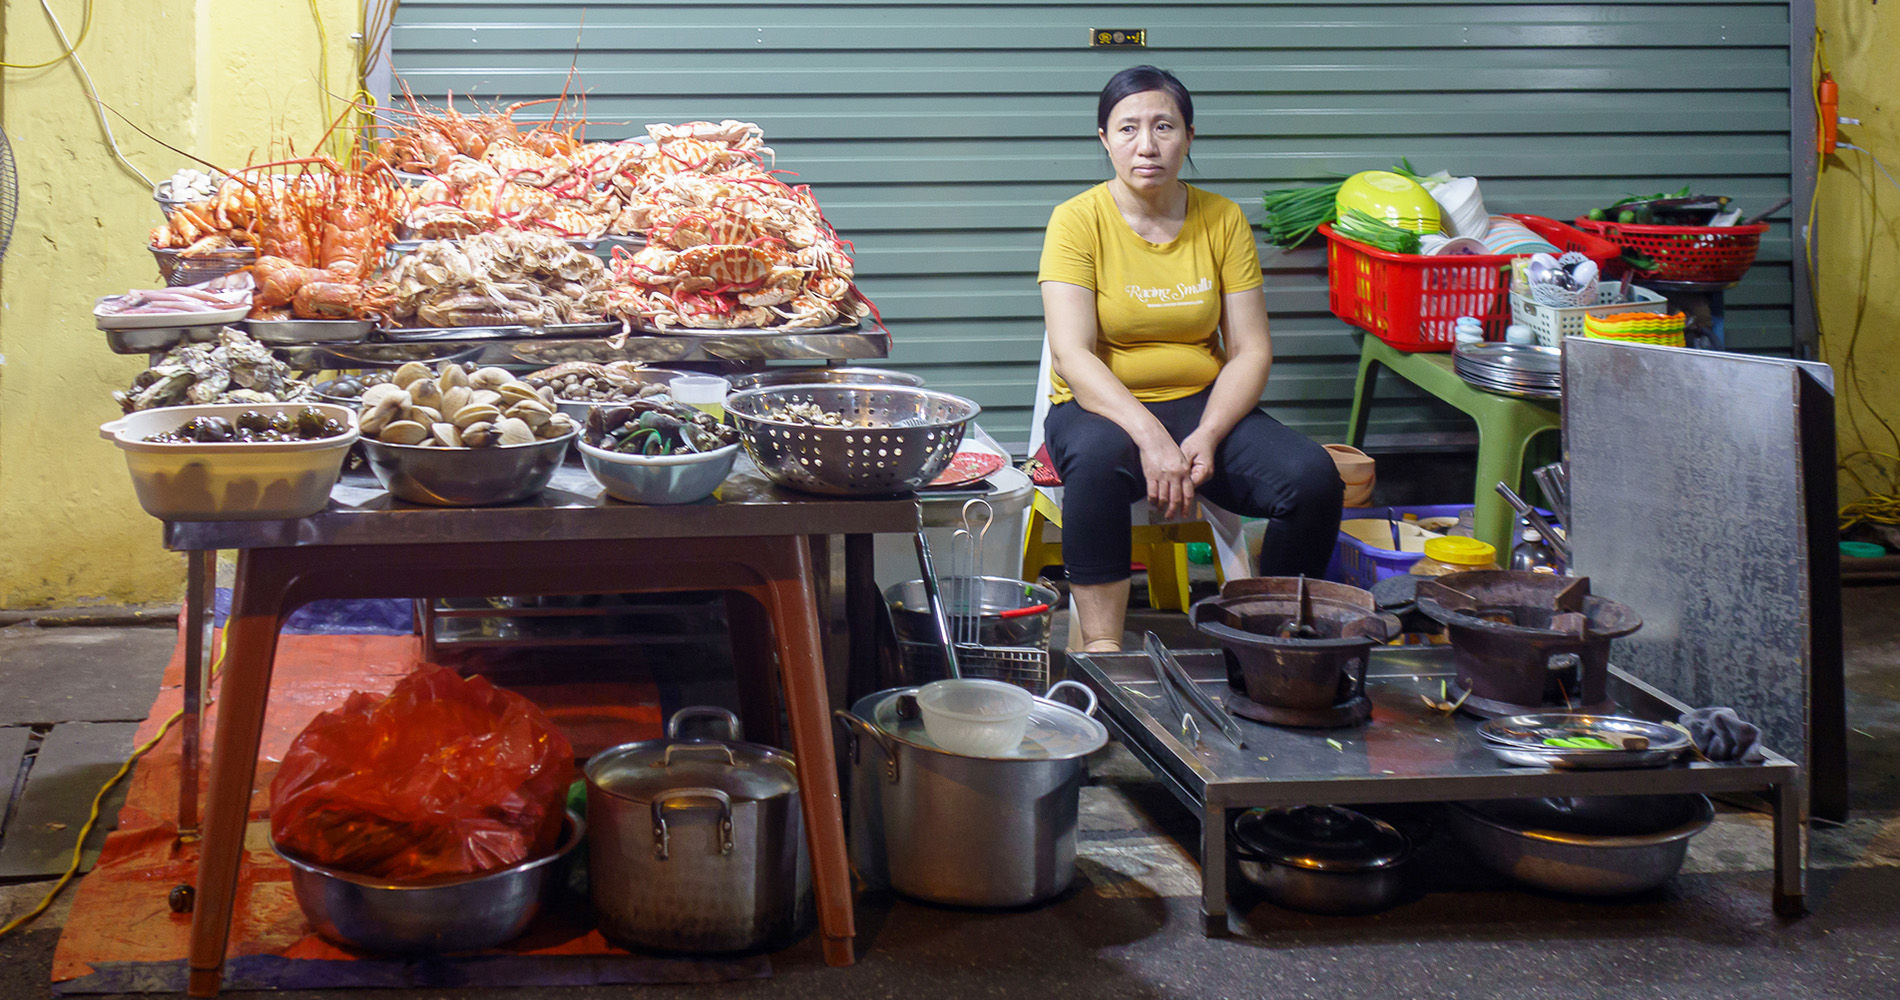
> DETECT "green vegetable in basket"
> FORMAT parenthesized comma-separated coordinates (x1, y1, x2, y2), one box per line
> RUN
(1259, 179, 1347, 249)
(1331, 208, 1424, 255)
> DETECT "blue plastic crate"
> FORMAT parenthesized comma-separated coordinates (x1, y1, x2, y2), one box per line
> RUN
(1324, 505, 1468, 589)
(1324, 504, 1557, 590)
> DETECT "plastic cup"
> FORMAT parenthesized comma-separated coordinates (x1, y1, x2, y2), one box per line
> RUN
(669, 375, 730, 420)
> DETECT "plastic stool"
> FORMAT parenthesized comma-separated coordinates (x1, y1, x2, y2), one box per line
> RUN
(1021, 488, 1226, 612)
(1344, 334, 1562, 557)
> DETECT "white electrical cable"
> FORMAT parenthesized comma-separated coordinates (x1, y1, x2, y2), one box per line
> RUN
(41, 0, 154, 189)
(1837, 143, 1900, 198)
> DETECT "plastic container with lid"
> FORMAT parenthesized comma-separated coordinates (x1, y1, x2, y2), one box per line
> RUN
(1409, 536, 1500, 576)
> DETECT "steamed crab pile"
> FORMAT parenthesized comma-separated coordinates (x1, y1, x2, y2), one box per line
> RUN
(603, 124, 870, 332)
(114, 327, 316, 412)
(385, 229, 611, 328)
(355, 362, 577, 448)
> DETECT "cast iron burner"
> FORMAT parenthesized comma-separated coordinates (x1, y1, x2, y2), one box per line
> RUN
(1413, 572, 1643, 718)
(1224, 687, 1374, 729)
(1188, 577, 1399, 729)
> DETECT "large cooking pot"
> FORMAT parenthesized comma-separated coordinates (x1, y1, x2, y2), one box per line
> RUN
(584, 707, 810, 953)
(834, 681, 1106, 908)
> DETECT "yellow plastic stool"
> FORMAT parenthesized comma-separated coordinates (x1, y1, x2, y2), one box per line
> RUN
(1020, 488, 1221, 611)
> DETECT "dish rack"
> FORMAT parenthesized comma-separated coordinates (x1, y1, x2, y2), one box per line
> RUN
(1510, 284, 1669, 347)
(1323, 214, 1620, 352)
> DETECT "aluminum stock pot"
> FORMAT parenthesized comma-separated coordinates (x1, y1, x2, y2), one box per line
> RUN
(583, 707, 810, 953)
(834, 681, 1106, 908)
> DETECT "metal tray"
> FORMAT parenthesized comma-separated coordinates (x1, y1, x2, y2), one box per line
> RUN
(315, 342, 490, 368)
(244, 319, 376, 345)
(627, 319, 862, 338)
(380, 324, 536, 342)
(95, 294, 249, 330)
(1480, 716, 1690, 769)
(507, 338, 699, 365)
(385, 233, 644, 255)
(104, 326, 188, 354)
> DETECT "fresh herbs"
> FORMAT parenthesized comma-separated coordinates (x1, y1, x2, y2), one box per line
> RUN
(1543, 735, 1621, 750)
(1331, 209, 1424, 254)
(1260, 179, 1346, 249)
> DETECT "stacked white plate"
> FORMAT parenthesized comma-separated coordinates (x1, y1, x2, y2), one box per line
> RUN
(1453, 342, 1561, 399)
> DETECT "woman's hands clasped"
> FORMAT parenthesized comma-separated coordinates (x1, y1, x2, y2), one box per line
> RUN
(1141, 431, 1216, 520)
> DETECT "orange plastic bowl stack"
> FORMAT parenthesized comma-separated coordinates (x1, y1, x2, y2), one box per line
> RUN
(1582, 311, 1688, 348)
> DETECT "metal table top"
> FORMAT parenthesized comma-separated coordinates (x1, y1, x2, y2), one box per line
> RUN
(162, 454, 922, 551)
(1069, 644, 1797, 808)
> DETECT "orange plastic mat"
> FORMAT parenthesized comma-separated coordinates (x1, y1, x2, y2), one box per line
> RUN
(51, 625, 768, 992)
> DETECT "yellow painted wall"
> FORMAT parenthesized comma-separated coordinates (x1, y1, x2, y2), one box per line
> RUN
(1814, 3, 1900, 506)
(0, 1, 363, 608)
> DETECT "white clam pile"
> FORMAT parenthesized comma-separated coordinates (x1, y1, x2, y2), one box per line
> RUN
(356, 362, 577, 448)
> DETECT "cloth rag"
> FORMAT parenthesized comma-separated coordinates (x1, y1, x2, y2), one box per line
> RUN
(1679, 706, 1766, 763)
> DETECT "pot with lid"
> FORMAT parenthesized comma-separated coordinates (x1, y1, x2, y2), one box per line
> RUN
(834, 680, 1106, 908)
(583, 707, 810, 954)
(1231, 806, 1413, 915)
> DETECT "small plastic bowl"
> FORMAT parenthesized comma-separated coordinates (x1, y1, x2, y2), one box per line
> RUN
(915, 678, 1034, 756)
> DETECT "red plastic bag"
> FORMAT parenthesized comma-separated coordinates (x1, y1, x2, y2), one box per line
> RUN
(269, 666, 574, 881)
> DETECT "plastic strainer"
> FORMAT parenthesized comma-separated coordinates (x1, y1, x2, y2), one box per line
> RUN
(915, 678, 1034, 756)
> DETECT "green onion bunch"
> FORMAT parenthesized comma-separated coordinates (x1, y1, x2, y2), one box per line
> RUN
(1331, 209, 1424, 254)
(1259, 179, 1346, 249)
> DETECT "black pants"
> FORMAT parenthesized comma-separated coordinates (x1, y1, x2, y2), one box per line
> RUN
(1043, 388, 1344, 585)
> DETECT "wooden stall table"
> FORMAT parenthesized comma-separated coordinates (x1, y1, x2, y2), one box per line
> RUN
(163, 458, 919, 996)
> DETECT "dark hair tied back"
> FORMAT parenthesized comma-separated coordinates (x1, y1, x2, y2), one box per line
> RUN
(1096, 65, 1194, 132)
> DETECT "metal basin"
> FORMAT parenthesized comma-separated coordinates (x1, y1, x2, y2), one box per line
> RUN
(361, 431, 575, 506)
(273, 811, 583, 953)
(1445, 793, 1713, 895)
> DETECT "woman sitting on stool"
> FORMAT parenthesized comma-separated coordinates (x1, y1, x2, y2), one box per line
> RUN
(1039, 65, 1343, 653)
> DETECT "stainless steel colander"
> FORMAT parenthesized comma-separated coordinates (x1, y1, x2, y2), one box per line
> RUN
(726, 385, 981, 496)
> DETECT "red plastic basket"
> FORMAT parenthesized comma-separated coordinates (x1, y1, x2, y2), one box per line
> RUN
(1323, 214, 1621, 352)
(1571, 217, 1767, 283)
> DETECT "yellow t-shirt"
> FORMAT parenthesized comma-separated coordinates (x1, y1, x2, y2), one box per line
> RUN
(1038, 183, 1263, 404)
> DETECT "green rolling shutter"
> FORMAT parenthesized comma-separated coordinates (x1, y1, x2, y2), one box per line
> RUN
(390, 0, 1796, 448)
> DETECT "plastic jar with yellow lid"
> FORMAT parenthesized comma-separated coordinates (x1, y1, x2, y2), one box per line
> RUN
(1409, 536, 1500, 577)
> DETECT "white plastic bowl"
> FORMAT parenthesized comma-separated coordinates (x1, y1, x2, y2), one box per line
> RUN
(915, 678, 1034, 756)
(99, 403, 358, 521)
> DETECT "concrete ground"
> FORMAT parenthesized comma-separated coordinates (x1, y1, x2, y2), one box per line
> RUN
(2, 583, 1898, 999)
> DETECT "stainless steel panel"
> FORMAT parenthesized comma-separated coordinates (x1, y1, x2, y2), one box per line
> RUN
(1564, 338, 1843, 816)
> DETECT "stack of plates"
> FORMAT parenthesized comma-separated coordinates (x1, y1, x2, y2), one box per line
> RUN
(1453, 342, 1561, 399)
(1479, 713, 1691, 769)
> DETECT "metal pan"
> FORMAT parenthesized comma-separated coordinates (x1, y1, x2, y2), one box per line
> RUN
(245, 319, 376, 345)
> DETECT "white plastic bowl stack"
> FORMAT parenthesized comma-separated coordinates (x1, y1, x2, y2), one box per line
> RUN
(915, 678, 1034, 756)
(1430, 177, 1490, 239)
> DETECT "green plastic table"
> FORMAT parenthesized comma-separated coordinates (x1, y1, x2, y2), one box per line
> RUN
(1344, 334, 1561, 557)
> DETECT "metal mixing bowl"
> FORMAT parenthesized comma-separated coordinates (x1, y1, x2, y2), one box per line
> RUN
(578, 438, 740, 504)
(273, 811, 584, 954)
(1445, 793, 1713, 895)
(725, 384, 979, 496)
(360, 430, 576, 506)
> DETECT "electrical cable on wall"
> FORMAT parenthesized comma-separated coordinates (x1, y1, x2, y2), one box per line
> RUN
(1807, 29, 1900, 533)
(30, 0, 153, 188)
(0, 0, 91, 69)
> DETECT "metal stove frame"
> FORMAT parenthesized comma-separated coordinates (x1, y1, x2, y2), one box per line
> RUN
(1069, 644, 1805, 936)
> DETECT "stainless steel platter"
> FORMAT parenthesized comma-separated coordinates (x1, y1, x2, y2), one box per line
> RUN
(385, 233, 643, 255)
(1478, 712, 1691, 769)
(244, 319, 377, 345)
(380, 324, 535, 342)
(1454, 342, 1562, 399)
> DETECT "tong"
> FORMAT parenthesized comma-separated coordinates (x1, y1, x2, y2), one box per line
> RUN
(1143, 632, 1246, 751)
(1495, 481, 1571, 562)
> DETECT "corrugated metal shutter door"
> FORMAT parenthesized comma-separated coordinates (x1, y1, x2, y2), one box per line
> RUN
(390, 0, 1795, 448)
